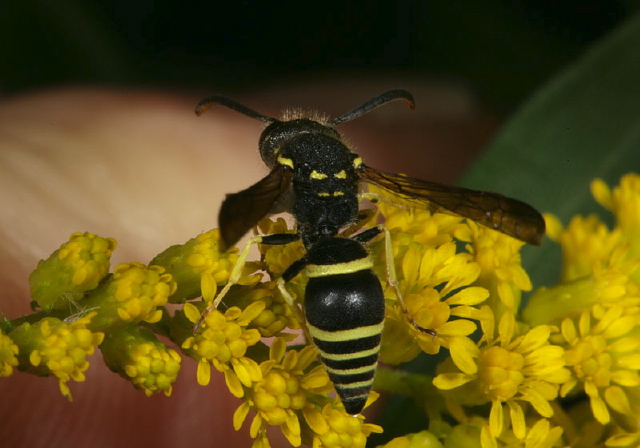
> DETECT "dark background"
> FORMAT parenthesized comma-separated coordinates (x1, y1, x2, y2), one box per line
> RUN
(2, 1, 634, 112)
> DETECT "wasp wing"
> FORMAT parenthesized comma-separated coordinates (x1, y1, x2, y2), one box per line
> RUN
(358, 165, 545, 246)
(219, 165, 293, 249)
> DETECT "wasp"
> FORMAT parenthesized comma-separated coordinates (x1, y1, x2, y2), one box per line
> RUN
(194, 89, 545, 415)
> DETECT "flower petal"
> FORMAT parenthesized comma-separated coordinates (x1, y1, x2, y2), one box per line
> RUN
(196, 360, 211, 386)
(446, 287, 489, 306)
(449, 337, 480, 375)
(302, 405, 329, 434)
(489, 400, 503, 438)
(521, 387, 554, 418)
(233, 402, 251, 431)
(604, 385, 631, 415)
(507, 401, 526, 440)
(183, 303, 201, 324)
(432, 372, 473, 390)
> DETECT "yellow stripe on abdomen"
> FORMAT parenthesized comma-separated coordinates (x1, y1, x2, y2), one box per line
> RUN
(307, 321, 383, 342)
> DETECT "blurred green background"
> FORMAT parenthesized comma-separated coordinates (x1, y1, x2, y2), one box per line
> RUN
(2, 1, 636, 111)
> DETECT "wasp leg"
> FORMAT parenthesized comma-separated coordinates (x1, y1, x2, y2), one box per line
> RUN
(194, 232, 300, 333)
(276, 277, 312, 342)
(357, 192, 380, 203)
(194, 235, 263, 332)
(378, 225, 437, 337)
(340, 206, 378, 238)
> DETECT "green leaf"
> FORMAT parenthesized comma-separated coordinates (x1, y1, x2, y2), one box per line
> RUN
(460, 12, 640, 288)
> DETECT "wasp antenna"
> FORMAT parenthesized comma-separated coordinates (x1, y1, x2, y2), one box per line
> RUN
(327, 89, 416, 127)
(195, 94, 276, 123)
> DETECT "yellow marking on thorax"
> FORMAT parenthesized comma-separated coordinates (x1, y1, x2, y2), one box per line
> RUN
(277, 156, 294, 169)
(317, 191, 345, 197)
(306, 257, 373, 278)
(334, 170, 347, 179)
(310, 170, 328, 180)
(352, 157, 363, 168)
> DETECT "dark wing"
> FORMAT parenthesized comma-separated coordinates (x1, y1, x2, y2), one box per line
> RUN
(358, 165, 545, 246)
(219, 165, 293, 249)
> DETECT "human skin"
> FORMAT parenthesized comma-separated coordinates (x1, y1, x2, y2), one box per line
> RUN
(0, 83, 495, 447)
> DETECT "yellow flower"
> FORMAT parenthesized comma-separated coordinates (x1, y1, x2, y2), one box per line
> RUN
(480, 417, 564, 448)
(592, 174, 640, 262)
(9, 313, 104, 400)
(457, 220, 533, 314)
(181, 301, 264, 397)
(380, 239, 488, 371)
(433, 310, 569, 443)
(82, 263, 176, 332)
(151, 228, 257, 303)
(257, 217, 305, 276)
(233, 337, 334, 447)
(380, 202, 464, 248)
(101, 325, 181, 397)
(0, 330, 19, 377)
(523, 260, 640, 328)
(557, 305, 640, 425)
(229, 282, 301, 337)
(256, 217, 308, 305)
(545, 174, 640, 285)
(544, 213, 628, 283)
(377, 430, 443, 448)
(305, 400, 383, 448)
(29, 232, 116, 311)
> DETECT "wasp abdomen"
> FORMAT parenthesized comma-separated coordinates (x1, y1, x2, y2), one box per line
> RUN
(304, 256, 385, 415)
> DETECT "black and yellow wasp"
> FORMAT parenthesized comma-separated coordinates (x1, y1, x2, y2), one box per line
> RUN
(194, 89, 545, 415)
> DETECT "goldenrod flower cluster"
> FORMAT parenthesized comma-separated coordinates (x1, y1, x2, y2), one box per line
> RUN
(2, 173, 639, 448)
(29, 232, 116, 311)
(101, 325, 181, 397)
(8, 314, 104, 400)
